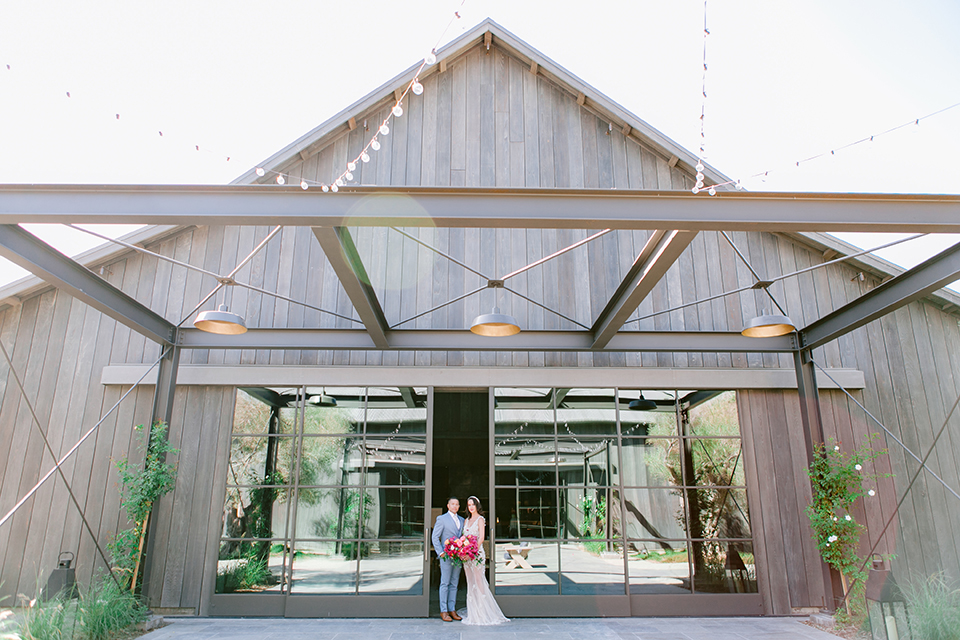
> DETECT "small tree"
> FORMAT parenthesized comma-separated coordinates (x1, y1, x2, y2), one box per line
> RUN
(806, 433, 889, 625)
(109, 421, 178, 592)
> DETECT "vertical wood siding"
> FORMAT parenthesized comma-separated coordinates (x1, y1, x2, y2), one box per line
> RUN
(0, 41, 958, 615)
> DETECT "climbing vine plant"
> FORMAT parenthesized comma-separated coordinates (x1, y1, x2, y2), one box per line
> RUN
(109, 421, 179, 591)
(805, 433, 889, 624)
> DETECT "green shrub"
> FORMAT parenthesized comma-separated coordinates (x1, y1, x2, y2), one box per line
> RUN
(902, 574, 960, 640)
(17, 598, 68, 640)
(216, 557, 274, 593)
(75, 577, 146, 640)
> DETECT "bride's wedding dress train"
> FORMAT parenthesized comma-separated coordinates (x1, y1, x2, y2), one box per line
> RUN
(457, 516, 509, 626)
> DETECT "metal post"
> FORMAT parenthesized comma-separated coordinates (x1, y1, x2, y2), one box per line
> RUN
(794, 348, 834, 609)
(140, 344, 180, 604)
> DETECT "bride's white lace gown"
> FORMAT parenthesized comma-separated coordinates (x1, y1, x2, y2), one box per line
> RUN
(458, 516, 509, 626)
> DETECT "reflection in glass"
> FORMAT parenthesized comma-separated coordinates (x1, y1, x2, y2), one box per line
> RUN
(227, 436, 296, 486)
(621, 438, 681, 487)
(495, 436, 556, 486)
(298, 436, 364, 486)
(363, 437, 426, 486)
(689, 438, 746, 487)
(494, 488, 558, 539)
(621, 488, 686, 541)
(291, 540, 357, 594)
(559, 487, 619, 540)
(627, 540, 692, 594)
(556, 437, 619, 487)
(494, 542, 559, 595)
(683, 485, 752, 541)
(690, 540, 757, 593)
(556, 388, 617, 435)
(685, 391, 740, 438)
(302, 388, 365, 434)
(233, 388, 300, 435)
(358, 541, 424, 595)
(366, 387, 427, 435)
(560, 540, 624, 595)
(293, 487, 363, 540)
(215, 539, 286, 594)
(221, 488, 291, 541)
(494, 388, 554, 436)
(357, 488, 425, 539)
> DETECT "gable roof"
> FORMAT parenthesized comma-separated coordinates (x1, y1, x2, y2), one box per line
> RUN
(232, 18, 733, 188)
(1, 20, 957, 316)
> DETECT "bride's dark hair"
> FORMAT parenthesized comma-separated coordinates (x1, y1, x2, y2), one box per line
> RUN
(467, 496, 484, 518)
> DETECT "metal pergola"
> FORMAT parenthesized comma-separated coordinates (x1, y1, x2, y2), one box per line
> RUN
(1, 184, 959, 604)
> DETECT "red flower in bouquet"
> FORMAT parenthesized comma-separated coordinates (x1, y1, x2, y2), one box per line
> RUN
(443, 535, 483, 567)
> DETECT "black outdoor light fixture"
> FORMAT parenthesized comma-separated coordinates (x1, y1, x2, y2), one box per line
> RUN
(628, 394, 658, 411)
(741, 309, 797, 338)
(194, 303, 247, 334)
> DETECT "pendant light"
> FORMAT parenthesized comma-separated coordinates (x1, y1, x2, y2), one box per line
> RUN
(469, 243, 520, 337)
(628, 394, 658, 411)
(194, 303, 247, 335)
(307, 391, 337, 407)
(471, 306, 520, 337)
(741, 309, 796, 338)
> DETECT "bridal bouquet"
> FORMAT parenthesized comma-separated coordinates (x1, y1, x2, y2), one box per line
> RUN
(443, 534, 483, 567)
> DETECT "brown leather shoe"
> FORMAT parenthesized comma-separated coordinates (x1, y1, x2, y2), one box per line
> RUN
(440, 612, 453, 622)
(449, 611, 462, 621)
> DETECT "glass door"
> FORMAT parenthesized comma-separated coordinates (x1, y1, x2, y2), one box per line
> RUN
(210, 386, 432, 617)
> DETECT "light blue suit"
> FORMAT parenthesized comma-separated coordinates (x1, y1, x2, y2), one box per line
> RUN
(432, 511, 465, 613)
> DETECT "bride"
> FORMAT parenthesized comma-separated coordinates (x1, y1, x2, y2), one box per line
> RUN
(457, 496, 509, 626)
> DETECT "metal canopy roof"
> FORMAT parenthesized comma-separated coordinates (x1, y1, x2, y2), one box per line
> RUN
(0, 185, 958, 355)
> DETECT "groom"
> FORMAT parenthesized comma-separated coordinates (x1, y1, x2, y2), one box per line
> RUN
(432, 496, 465, 622)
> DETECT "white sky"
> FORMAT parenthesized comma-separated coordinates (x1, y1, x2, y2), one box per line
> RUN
(1, 0, 958, 292)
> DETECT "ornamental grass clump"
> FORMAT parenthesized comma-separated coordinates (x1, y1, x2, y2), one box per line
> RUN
(901, 573, 960, 640)
(74, 577, 146, 640)
(805, 433, 889, 626)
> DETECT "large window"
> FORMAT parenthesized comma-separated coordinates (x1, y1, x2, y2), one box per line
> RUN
(216, 387, 428, 596)
(493, 388, 756, 597)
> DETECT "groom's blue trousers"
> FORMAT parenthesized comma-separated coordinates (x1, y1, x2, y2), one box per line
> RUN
(438, 557, 461, 613)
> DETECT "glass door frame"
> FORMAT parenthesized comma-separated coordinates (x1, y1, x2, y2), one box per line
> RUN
(208, 386, 434, 618)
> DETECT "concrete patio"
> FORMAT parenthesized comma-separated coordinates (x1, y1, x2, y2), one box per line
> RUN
(141, 616, 840, 640)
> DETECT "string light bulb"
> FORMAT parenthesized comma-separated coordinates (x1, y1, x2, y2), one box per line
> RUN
(335, 178, 344, 187)
(300, 181, 309, 190)
(692, 186, 700, 194)
(371, 139, 381, 151)
(379, 123, 390, 135)
(425, 51, 437, 65)
(361, 152, 370, 163)
(348, 161, 357, 172)
(708, 187, 716, 196)
(344, 171, 354, 181)
(255, 167, 265, 177)
(412, 80, 423, 95)
(276, 174, 285, 185)
(331, 184, 339, 193)
(322, 185, 330, 193)
(392, 105, 403, 117)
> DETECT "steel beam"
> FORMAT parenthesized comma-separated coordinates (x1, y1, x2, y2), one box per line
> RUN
(0, 224, 177, 345)
(177, 327, 794, 353)
(800, 241, 960, 351)
(312, 226, 389, 348)
(1, 185, 959, 232)
(591, 230, 697, 348)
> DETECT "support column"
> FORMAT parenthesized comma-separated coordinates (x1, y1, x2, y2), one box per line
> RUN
(141, 344, 180, 604)
(794, 348, 835, 610)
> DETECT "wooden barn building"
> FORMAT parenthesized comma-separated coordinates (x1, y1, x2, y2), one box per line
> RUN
(1, 20, 959, 619)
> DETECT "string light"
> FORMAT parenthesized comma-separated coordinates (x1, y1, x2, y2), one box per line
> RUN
(693, 0, 709, 195)
(702, 100, 960, 193)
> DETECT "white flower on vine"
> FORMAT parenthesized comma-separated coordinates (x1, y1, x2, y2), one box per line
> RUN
(834, 445, 840, 451)
(855, 464, 862, 471)
(825, 543, 831, 547)
(832, 516, 839, 521)
(828, 535, 838, 542)
(845, 515, 852, 521)
(868, 489, 876, 497)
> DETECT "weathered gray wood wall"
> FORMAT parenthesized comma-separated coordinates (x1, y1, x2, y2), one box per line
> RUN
(0, 40, 958, 616)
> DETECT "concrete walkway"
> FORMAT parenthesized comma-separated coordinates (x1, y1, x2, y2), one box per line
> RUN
(141, 616, 839, 640)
